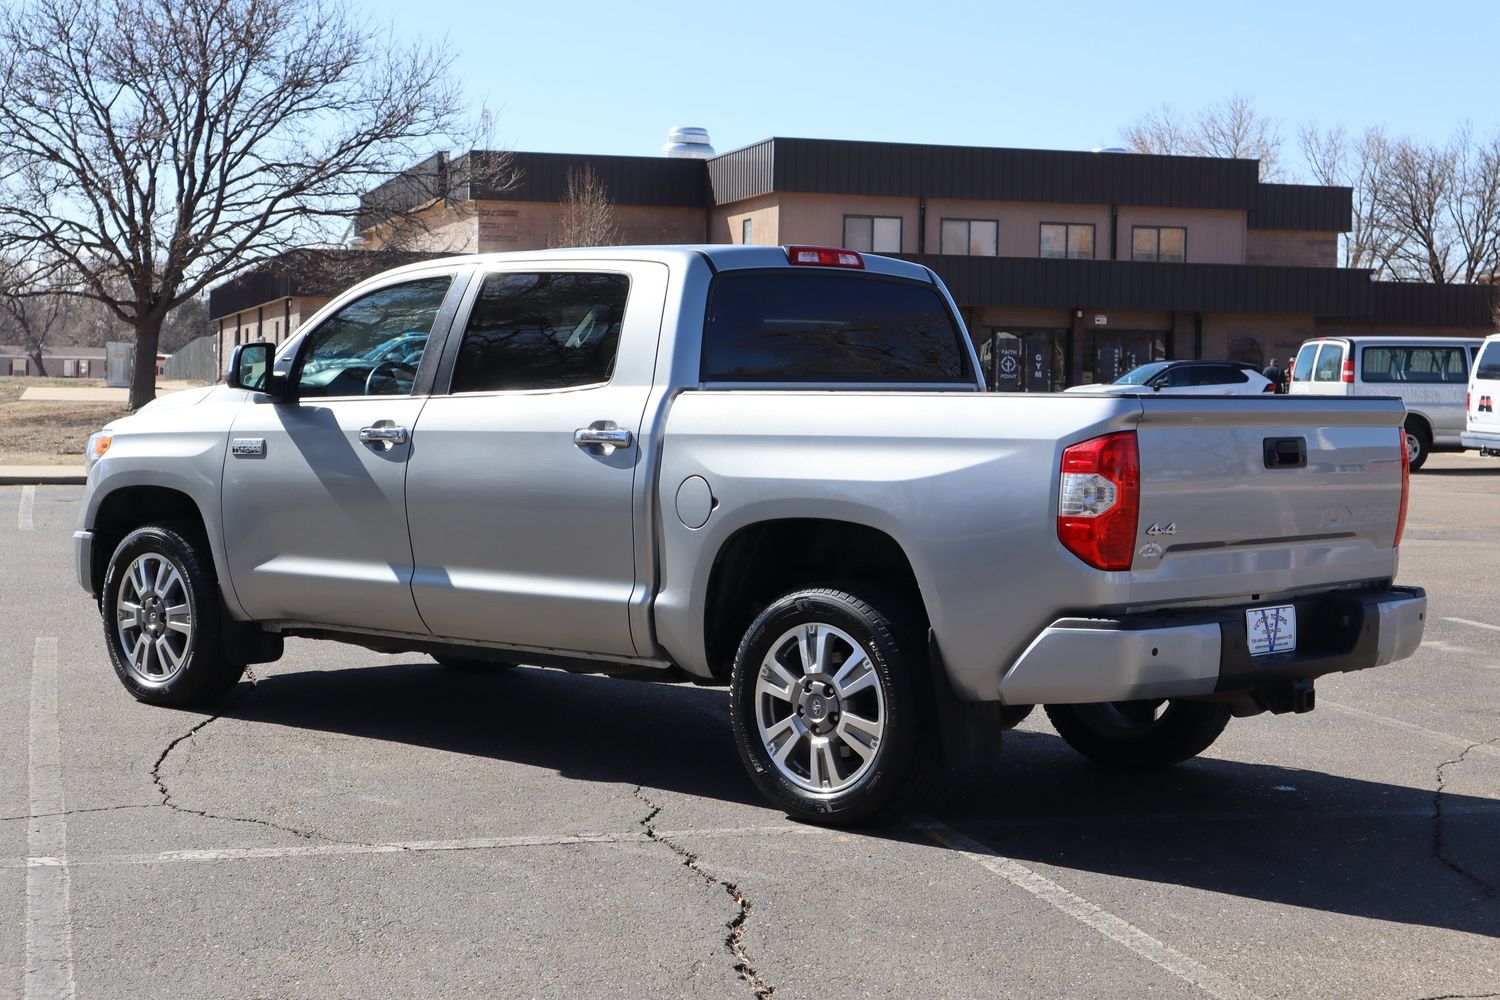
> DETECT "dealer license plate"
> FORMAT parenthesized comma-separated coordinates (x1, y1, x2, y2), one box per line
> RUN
(1246, 604, 1297, 656)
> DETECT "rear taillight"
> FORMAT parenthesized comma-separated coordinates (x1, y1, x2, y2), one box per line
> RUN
(1058, 431, 1139, 571)
(785, 245, 865, 268)
(1262, 381, 1276, 392)
(1341, 359, 1355, 383)
(1394, 428, 1409, 548)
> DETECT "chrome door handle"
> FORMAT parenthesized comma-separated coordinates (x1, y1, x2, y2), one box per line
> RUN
(359, 424, 409, 449)
(574, 426, 633, 451)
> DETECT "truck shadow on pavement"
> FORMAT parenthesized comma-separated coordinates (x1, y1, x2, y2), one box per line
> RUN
(221, 661, 1500, 940)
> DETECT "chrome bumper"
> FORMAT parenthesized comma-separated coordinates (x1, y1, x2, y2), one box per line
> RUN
(999, 586, 1427, 705)
(73, 530, 95, 596)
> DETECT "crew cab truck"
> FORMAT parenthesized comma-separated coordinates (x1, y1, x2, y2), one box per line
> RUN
(76, 246, 1426, 824)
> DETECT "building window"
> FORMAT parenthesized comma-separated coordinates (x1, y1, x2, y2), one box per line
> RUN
(1040, 222, 1094, 260)
(844, 215, 902, 253)
(741, 218, 752, 245)
(1132, 226, 1187, 263)
(940, 219, 998, 256)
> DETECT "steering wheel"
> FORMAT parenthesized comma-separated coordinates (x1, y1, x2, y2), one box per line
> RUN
(364, 358, 419, 396)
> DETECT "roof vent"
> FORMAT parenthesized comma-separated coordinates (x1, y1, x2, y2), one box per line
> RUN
(661, 126, 715, 159)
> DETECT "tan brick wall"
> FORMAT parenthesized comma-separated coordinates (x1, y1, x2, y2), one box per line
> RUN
(473, 200, 707, 251)
(711, 194, 780, 245)
(362, 202, 479, 253)
(1245, 229, 1338, 267)
(216, 296, 332, 377)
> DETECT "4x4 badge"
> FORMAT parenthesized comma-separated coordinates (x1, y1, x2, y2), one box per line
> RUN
(1145, 522, 1176, 536)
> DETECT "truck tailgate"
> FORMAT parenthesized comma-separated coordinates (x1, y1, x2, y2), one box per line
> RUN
(1129, 396, 1406, 606)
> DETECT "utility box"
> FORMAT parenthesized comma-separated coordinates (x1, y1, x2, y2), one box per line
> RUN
(105, 341, 133, 388)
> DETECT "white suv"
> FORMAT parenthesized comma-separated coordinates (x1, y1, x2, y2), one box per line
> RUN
(1462, 333, 1500, 457)
(1289, 335, 1483, 469)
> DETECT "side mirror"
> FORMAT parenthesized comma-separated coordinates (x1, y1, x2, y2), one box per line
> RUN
(226, 342, 287, 399)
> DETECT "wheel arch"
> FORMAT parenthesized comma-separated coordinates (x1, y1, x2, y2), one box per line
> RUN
(700, 517, 927, 682)
(90, 485, 214, 597)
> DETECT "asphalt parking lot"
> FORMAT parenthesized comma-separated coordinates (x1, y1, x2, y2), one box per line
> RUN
(3, 453, 1497, 1000)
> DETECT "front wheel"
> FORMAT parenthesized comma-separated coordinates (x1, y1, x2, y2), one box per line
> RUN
(729, 587, 935, 825)
(102, 522, 244, 706)
(1044, 699, 1231, 768)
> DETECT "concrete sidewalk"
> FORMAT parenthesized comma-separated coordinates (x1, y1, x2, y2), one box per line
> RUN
(0, 465, 85, 485)
(19, 380, 197, 402)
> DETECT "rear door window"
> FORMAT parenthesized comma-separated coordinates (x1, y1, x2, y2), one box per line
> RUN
(701, 271, 972, 383)
(449, 272, 630, 393)
(1291, 343, 1318, 382)
(1312, 343, 1345, 382)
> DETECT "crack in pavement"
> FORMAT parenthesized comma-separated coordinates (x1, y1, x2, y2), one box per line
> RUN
(1434, 737, 1500, 898)
(0, 803, 160, 823)
(1412, 994, 1500, 1000)
(634, 786, 775, 999)
(152, 670, 382, 849)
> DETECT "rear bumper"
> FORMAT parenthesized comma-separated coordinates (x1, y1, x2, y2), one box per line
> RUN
(1461, 429, 1500, 451)
(998, 585, 1426, 705)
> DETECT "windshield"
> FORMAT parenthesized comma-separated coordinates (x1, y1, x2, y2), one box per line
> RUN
(1114, 362, 1170, 385)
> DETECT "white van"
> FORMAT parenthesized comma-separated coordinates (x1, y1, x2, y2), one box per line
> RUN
(1289, 335, 1483, 469)
(1461, 333, 1500, 457)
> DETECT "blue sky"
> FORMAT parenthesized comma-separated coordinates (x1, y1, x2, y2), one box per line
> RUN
(368, 0, 1495, 178)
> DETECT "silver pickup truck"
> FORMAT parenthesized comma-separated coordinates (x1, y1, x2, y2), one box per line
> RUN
(75, 245, 1426, 823)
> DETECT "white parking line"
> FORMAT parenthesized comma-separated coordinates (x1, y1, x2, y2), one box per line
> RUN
(915, 821, 1258, 1000)
(25, 637, 76, 1000)
(1321, 699, 1500, 758)
(1443, 616, 1500, 634)
(18, 485, 35, 531)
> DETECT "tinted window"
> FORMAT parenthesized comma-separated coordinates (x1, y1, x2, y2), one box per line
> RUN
(296, 277, 451, 398)
(1291, 343, 1318, 382)
(451, 272, 630, 393)
(1361, 345, 1469, 384)
(1476, 342, 1500, 380)
(1116, 362, 1170, 385)
(702, 271, 971, 383)
(1313, 343, 1344, 382)
(1200, 365, 1249, 386)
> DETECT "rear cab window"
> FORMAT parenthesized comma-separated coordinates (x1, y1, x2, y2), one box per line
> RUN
(700, 270, 975, 385)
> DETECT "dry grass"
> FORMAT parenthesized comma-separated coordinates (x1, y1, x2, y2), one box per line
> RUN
(0, 377, 127, 465)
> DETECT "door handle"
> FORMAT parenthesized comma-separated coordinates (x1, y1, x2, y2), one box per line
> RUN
(574, 425, 633, 452)
(359, 424, 409, 450)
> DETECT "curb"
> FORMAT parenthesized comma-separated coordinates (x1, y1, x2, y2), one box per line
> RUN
(0, 471, 86, 486)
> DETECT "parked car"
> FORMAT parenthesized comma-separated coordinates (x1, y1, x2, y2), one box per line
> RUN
(1288, 335, 1484, 470)
(76, 245, 1425, 824)
(1064, 360, 1275, 395)
(1461, 333, 1500, 457)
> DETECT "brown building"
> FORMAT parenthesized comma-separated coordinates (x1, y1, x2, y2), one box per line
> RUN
(210, 137, 1498, 388)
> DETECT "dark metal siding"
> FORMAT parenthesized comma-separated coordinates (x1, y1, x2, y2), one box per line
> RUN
(765, 138, 1260, 210)
(357, 153, 452, 232)
(903, 254, 1375, 317)
(470, 151, 709, 206)
(1249, 183, 1352, 231)
(208, 250, 449, 319)
(1367, 282, 1498, 327)
(706, 139, 776, 205)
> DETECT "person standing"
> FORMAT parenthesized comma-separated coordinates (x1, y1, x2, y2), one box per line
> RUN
(1262, 357, 1286, 393)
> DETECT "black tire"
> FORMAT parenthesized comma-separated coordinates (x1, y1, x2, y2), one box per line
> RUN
(1044, 700, 1231, 769)
(101, 522, 244, 707)
(729, 587, 936, 826)
(1404, 420, 1431, 471)
(431, 653, 516, 672)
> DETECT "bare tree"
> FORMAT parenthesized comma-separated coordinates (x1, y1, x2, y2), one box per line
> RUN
(1300, 124, 1399, 272)
(1383, 139, 1458, 283)
(0, 261, 68, 375)
(1447, 126, 1500, 284)
(0, 0, 470, 408)
(1123, 96, 1285, 179)
(552, 166, 621, 248)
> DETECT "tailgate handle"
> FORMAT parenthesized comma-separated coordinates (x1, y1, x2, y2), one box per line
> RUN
(1263, 437, 1306, 469)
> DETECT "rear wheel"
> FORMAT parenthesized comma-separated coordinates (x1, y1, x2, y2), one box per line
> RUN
(1404, 420, 1431, 471)
(730, 587, 935, 825)
(102, 522, 244, 706)
(1044, 699, 1231, 768)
